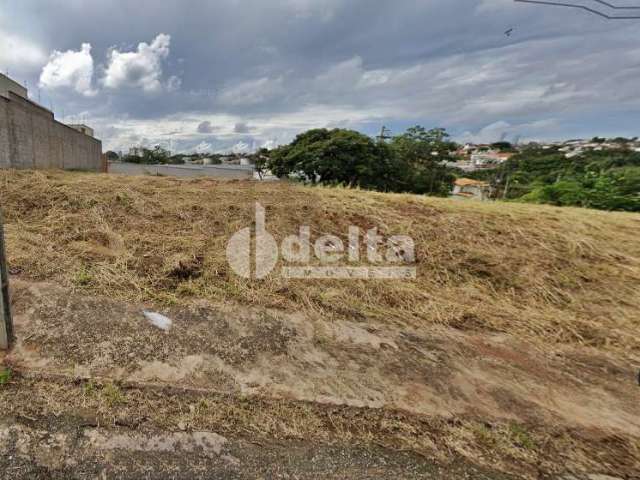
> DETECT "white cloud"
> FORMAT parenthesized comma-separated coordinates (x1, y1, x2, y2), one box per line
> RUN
(193, 141, 213, 153)
(475, 0, 513, 13)
(315, 56, 365, 87)
(166, 75, 182, 92)
(218, 76, 284, 106)
(91, 103, 384, 153)
(286, 0, 338, 21)
(231, 141, 252, 153)
(0, 30, 46, 73)
(39, 43, 96, 96)
(261, 139, 278, 150)
(459, 119, 560, 144)
(102, 34, 174, 92)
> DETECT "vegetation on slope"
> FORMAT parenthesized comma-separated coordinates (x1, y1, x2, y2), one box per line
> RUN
(266, 128, 640, 211)
(472, 147, 640, 211)
(264, 126, 456, 195)
(1, 169, 638, 353)
(114, 128, 640, 212)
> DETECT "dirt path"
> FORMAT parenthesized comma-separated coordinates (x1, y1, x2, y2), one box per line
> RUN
(1, 279, 638, 478)
(1, 414, 515, 480)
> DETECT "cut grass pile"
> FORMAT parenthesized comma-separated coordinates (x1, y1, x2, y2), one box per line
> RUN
(1, 169, 639, 352)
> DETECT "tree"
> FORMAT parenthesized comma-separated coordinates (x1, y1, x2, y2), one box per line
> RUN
(266, 126, 458, 196)
(482, 147, 640, 211)
(124, 146, 171, 164)
(490, 141, 515, 152)
(521, 180, 585, 207)
(268, 129, 397, 191)
(389, 126, 456, 196)
(611, 137, 632, 144)
(104, 151, 120, 161)
(144, 146, 170, 164)
(252, 148, 270, 180)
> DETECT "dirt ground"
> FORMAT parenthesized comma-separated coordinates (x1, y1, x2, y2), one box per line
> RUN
(1, 279, 638, 479)
(0, 414, 517, 480)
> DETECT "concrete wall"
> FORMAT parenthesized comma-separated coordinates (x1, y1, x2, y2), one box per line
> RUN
(0, 73, 27, 99)
(0, 93, 102, 172)
(109, 162, 255, 180)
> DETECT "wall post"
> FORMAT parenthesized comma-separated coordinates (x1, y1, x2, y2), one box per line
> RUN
(0, 209, 13, 350)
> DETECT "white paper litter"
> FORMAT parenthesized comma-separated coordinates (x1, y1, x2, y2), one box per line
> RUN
(143, 311, 173, 331)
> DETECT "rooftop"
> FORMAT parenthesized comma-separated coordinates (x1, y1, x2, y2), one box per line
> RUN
(455, 178, 489, 187)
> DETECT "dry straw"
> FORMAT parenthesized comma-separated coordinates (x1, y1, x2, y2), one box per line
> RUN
(0, 169, 638, 353)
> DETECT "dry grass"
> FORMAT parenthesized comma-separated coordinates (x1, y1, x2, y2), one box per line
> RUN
(1, 169, 639, 352)
(2, 375, 637, 479)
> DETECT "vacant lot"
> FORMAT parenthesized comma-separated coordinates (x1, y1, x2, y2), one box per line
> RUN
(0, 169, 639, 479)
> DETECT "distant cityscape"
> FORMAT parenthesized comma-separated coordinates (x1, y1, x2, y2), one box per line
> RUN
(447, 137, 640, 173)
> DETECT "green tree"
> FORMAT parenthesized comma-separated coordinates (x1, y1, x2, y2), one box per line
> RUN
(520, 180, 585, 206)
(490, 141, 515, 152)
(389, 126, 456, 196)
(267, 126, 458, 196)
(490, 148, 640, 211)
(143, 146, 170, 164)
(252, 148, 270, 180)
(124, 146, 171, 165)
(104, 151, 120, 161)
(268, 129, 397, 191)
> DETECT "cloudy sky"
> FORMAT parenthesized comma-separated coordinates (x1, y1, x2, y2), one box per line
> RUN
(2, 0, 640, 153)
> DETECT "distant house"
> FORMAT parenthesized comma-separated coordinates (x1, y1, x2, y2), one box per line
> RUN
(470, 150, 513, 166)
(495, 152, 514, 162)
(452, 178, 491, 201)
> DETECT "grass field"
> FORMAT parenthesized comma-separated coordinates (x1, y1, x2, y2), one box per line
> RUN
(1, 169, 639, 478)
(1, 169, 639, 351)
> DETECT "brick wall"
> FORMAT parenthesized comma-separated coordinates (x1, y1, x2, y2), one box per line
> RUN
(0, 93, 102, 172)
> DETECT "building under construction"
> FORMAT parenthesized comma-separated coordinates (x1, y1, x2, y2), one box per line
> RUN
(0, 73, 103, 172)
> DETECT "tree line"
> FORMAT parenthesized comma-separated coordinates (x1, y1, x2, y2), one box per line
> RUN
(107, 127, 640, 212)
(470, 146, 640, 212)
(262, 128, 639, 211)
(259, 126, 457, 196)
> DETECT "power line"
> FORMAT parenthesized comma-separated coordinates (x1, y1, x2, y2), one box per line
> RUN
(515, 0, 640, 19)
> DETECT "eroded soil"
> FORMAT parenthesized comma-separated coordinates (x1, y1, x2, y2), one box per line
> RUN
(1, 279, 639, 479)
(0, 415, 517, 480)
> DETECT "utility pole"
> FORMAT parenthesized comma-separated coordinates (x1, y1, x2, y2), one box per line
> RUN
(0, 210, 13, 350)
(377, 126, 392, 144)
(503, 174, 511, 200)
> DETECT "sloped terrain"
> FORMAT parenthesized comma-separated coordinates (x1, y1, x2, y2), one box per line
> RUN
(0, 169, 639, 479)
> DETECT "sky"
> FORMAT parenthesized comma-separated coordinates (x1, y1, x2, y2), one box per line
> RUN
(2, 0, 640, 153)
